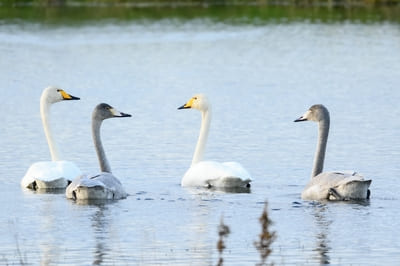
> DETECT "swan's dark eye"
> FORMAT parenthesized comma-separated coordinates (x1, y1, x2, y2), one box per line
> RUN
(193, 97, 197, 100)
(57, 89, 61, 92)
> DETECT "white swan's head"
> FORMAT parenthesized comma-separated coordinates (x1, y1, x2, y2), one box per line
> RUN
(178, 94, 210, 112)
(41, 86, 80, 104)
(93, 103, 131, 121)
(294, 104, 330, 123)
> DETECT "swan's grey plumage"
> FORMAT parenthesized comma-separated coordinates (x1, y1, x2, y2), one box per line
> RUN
(178, 94, 252, 189)
(66, 103, 131, 200)
(295, 104, 371, 201)
(21, 86, 81, 190)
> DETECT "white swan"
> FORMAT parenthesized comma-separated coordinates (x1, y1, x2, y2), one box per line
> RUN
(21, 86, 81, 190)
(178, 94, 252, 189)
(294, 104, 371, 201)
(66, 103, 131, 200)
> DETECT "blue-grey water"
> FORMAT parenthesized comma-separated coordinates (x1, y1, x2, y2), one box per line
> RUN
(0, 20, 400, 265)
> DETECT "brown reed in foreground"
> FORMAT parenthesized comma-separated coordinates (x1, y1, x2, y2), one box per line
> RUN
(254, 202, 276, 266)
(216, 217, 230, 266)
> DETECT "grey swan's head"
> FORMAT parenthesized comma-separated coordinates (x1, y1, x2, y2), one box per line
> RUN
(93, 103, 132, 121)
(294, 104, 329, 123)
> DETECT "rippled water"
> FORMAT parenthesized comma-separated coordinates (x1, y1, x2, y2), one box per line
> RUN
(1, 20, 400, 265)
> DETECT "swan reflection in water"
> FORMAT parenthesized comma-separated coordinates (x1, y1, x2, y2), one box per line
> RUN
(91, 203, 110, 265)
(311, 204, 332, 265)
(39, 197, 62, 265)
(74, 200, 115, 265)
(310, 200, 370, 265)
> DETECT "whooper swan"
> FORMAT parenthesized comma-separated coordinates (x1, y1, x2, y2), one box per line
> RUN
(178, 94, 252, 189)
(66, 103, 131, 200)
(294, 104, 371, 201)
(21, 86, 81, 190)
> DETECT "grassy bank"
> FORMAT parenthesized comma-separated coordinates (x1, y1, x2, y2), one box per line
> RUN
(1, 0, 400, 7)
(1, 0, 399, 25)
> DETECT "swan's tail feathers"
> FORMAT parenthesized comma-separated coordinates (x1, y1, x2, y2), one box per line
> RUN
(23, 177, 70, 190)
(70, 185, 118, 200)
(66, 173, 127, 201)
(331, 179, 372, 200)
(207, 177, 252, 189)
(35, 177, 70, 189)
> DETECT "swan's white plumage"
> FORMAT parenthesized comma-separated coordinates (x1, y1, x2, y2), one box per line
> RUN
(66, 103, 131, 201)
(181, 161, 252, 188)
(178, 94, 252, 189)
(21, 161, 81, 189)
(21, 86, 81, 190)
(66, 172, 127, 200)
(295, 104, 371, 201)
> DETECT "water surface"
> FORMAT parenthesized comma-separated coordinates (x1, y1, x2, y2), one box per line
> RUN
(0, 14, 400, 265)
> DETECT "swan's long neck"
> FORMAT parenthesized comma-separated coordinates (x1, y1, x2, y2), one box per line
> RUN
(40, 99, 60, 161)
(312, 117, 330, 178)
(92, 119, 112, 173)
(192, 108, 211, 165)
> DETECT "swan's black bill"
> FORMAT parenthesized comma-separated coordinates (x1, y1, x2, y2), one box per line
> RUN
(178, 104, 190, 110)
(115, 112, 131, 118)
(294, 117, 307, 122)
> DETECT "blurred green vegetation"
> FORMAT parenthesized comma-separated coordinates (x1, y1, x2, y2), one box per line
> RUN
(1, 0, 399, 5)
(0, 0, 399, 25)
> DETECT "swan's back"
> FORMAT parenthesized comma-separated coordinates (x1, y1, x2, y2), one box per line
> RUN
(181, 161, 252, 188)
(301, 171, 371, 200)
(21, 161, 81, 189)
(66, 172, 127, 200)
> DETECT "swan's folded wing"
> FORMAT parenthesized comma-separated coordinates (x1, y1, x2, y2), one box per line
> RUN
(311, 171, 363, 186)
(303, 171, 371, 200)
(66, 172, 126, 200)
(21, 161, 81, 189)
(182, 161, 251, 188)
(222, 162, 252, 181)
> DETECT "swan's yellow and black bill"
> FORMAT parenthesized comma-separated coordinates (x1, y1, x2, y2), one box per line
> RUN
(178, 104, 190, 110)
(59, 89, 80, 101)
(177, 97, 195, 110)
